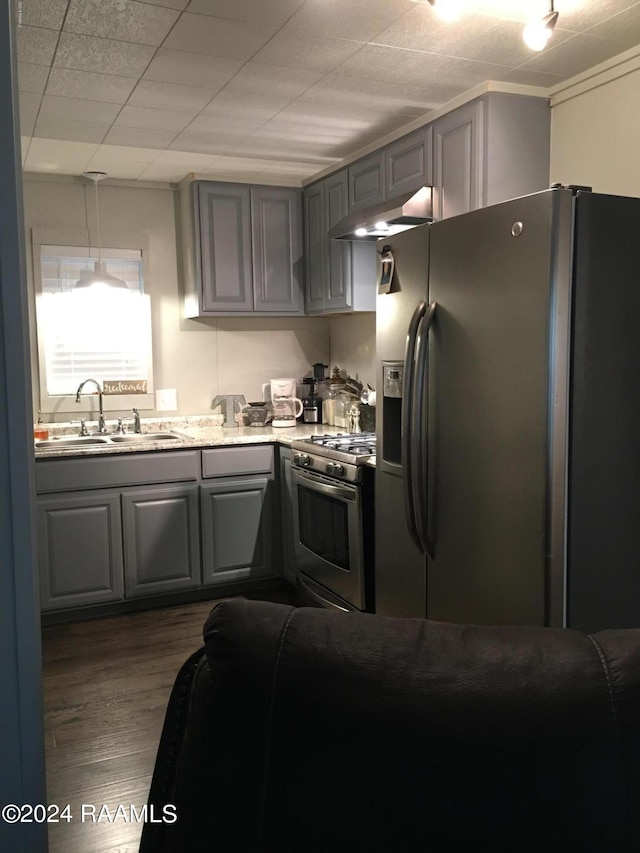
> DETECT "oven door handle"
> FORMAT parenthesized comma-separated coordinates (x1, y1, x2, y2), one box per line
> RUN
(292, 467, 356, 501)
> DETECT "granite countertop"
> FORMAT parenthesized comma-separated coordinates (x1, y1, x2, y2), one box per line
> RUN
(33, 417, 348, 459)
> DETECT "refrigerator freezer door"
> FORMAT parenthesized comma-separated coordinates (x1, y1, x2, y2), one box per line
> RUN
(425, 190, 572, 626)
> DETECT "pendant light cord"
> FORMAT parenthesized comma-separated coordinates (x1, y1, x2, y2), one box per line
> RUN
(94, 177, 102, 264)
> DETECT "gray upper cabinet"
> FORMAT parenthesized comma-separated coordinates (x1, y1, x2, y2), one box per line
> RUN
(183, 180, 303, 317)
(432, 93, 551, 220)
(303, 181, 326, 313)
(197, 183, 253, 312)
(385, 126, 433, 198)
(251, 186, 303, 313)
(348, 151, 385, 212)
(303, 168, 376, 315)
(433, 99, 484, 221)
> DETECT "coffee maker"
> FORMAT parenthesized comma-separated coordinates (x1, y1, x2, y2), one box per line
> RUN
(270, 378, 303, 428)
(301, 362, 328, 424)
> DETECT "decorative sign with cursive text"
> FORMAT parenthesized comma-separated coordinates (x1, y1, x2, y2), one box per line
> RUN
(103, 380, 148, 395)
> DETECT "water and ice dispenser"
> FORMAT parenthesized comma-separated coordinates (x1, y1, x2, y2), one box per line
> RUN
(381, 361, 404, 468)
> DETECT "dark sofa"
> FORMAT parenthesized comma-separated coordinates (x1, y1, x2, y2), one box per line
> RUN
(140, 598, 640, 852)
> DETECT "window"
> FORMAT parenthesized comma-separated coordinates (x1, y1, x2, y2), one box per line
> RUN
(34, 241, 155, 415)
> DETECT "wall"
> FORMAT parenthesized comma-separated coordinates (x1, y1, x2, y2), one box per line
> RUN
(22, 174, 331, 420)
(549, 49, 640, 196)
(329, 312, 376, 390)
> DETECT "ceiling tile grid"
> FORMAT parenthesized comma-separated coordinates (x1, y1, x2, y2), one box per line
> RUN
(16, 0, 640, 184)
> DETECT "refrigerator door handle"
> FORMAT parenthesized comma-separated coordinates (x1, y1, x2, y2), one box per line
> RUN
(412, 302, 437, 559)
(402, 301, 427, 551)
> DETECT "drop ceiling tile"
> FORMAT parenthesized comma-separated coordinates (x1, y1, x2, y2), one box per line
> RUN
(46, 68, 138, 104)
(92, 143, 162, 164)
(223, 62, 322, 99)
(137, 161, 203, 182)
(298, 74, 436, 117)
(20, 0, 68, 30)
(103, 125, 179, 149)
(251, 30, 365, 73)
(84, 158, 153, 179)
(200, 90, 292, 120)
(501, 67, 564, 88)
(39, 94, 122, 124)
(63, 0, 180, 46)
(34, 115, 110, 144)
(17, 26, 59, 66)
(169, 129, 251, 155)
(17, 62, 50, 95)
(585, 4, 640, 51)
(163, 13, 278, 59)
(21, 137, 31, 168)
(553, 0, 637, 33)
(24, 138, 100, 175)
(521, 31, 631, 77)
(19, 92, 41, 136)
(284, 0, 414, 42)
(141, 0, 190, 9)
(335, 43, 463, 90)
(185, 0, 306, 27)
(252, 163, 318, 183)
(185, 112, 268, 135)
(114, 106, 193, 132)
(54, 33, 156, 77)
(372, 5, 498, 54)
(127, 79, 216, 113)
(143, 49, 243, 88)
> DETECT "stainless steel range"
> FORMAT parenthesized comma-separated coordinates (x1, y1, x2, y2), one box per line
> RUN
(291, 433, 375, 612)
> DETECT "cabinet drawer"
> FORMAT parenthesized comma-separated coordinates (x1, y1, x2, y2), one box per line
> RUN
(202, 445, 274, 479)
(36, 450, 200, 493)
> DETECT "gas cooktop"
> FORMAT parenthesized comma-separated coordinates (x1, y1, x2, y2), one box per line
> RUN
(291, 432, 376, 482)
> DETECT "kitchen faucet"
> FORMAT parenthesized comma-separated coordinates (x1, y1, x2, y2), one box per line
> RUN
(75, 378, 107, 434)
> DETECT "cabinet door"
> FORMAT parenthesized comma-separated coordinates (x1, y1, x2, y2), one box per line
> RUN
(201, 477, 274, 585)
(348, 151, 385, 212)
(37, 492, 123, 611)
(385, 126, 433, 198)
(122, 484, 200, 597)
(197, 182, 253, 312)
(303, 182, 326, 312)
(325, 170, 352, 309)
(278, 447, 296, 586)
(251, 186, 303, 313)
(433, 100, 484, 220)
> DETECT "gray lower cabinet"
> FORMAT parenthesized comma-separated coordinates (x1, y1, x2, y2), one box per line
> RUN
(122, 484, 200, 597)
(201, 477, 274, 585)
(183, 180, 303, 317)
(278, 446, 296, 586)
(37, 491, 124, 611)
(200, 444, 276, 585)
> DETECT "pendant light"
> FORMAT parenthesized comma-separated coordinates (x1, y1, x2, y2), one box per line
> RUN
(75, 171, 127, 289)
(427, 0, 465, 22)
(522, 2, 559, 51)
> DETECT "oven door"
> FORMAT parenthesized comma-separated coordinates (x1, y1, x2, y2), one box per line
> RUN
(292, 466, 365, 610)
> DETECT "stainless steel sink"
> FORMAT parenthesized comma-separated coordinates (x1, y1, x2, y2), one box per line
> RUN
(35, 436, 111, 448)
(109, 432, 185, 443)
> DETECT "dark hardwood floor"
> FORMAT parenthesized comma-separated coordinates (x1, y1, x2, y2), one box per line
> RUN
(41, 588, 296, 853)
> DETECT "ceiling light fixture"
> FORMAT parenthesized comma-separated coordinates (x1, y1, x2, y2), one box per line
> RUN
(75, 171, 127, 289)
(427, 0, 466, 22)
(522, 1, 559, 51)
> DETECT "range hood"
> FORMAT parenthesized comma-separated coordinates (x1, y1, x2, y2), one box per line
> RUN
(329, 186, 433, 241)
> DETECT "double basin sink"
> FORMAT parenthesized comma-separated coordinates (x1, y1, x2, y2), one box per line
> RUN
(35, 431, 188, 450)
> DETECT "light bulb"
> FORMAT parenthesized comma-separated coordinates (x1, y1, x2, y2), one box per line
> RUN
(523, 10, 559, 51)
(355, 227, 368, 237)
(429, 0, 465, 22)
(374, 221, 389, 231)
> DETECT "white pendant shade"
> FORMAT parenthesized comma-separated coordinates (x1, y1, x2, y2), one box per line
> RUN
(75, 172, 127, 289)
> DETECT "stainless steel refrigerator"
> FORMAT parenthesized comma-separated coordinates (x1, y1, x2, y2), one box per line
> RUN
(375, 187, 640, 632)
